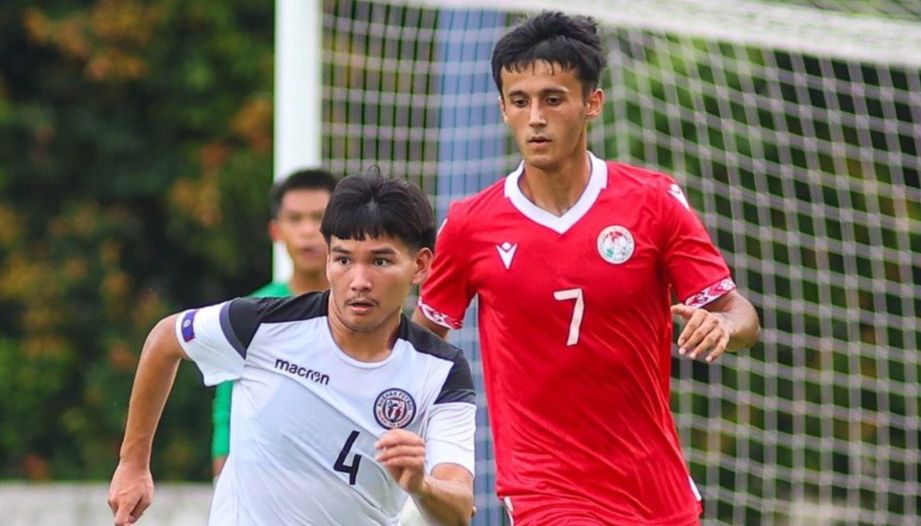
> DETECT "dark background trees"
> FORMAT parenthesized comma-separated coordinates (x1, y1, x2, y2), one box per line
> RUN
(0, 0, 276, 480)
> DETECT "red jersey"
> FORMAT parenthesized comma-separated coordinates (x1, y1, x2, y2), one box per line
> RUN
(419, 154, 735, 525)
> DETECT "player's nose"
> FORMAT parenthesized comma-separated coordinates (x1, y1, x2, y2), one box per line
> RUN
(528, 103, 545, 127)
(349, 264, 373, 291)
(298, 218, 322, 237)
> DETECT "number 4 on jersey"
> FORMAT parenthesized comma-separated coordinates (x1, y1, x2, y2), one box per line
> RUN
(553, 288, 584, 346)
(334, 430, 362, 485)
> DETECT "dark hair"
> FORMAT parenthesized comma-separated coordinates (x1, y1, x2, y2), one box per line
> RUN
(491, 11, 607, 95)
(320, 173, 435, 252)
(269, 168, 338, 218)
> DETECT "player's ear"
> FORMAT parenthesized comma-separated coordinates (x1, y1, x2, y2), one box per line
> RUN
(269, 219, 281, 242)
(585, 88, 604, 120)
(411, 247, 434, 286)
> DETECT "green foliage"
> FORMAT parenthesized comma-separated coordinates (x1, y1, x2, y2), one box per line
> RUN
(0, 0, 275, 480)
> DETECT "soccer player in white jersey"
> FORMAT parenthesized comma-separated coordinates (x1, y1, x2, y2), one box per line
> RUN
(413, 11, 760, 526)
(108, 174, 476, 526)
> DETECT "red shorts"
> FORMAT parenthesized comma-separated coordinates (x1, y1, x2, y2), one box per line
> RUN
(501, 495, 701, 526)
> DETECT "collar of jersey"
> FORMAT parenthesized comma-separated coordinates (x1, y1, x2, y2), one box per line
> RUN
(323, 318, 405, 369)
(503, 151, 608, 234)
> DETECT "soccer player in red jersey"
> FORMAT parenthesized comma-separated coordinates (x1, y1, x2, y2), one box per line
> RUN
(412, 11, 761, 526)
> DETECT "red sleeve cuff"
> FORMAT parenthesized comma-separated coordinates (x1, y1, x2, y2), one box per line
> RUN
(683, 278, 736, 308)
(417, 299, 463, 330)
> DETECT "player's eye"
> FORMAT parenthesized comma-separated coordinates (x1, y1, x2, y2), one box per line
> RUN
(546, 96, 562, 105)
(510, 98, 527, 108)
(373, 258, 391, 266)
(334, 256, 350, 265)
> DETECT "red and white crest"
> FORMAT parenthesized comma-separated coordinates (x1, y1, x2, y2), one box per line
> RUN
(597, 225, 635, 264)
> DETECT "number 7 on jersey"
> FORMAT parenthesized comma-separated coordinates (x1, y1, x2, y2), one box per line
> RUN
(553, 288, 584, 346)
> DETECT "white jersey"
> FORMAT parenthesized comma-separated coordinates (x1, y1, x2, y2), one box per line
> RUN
(175, 291, 476, 526)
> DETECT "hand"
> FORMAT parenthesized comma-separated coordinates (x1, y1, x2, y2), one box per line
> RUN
(107, 461, 154, 526)
(671, 304, 734, 363)
(213, 455, 227, 478)
(376, 429, 427, 495)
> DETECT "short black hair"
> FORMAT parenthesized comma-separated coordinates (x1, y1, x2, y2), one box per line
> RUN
(320, 173, 435, 252)
(491, 11, 607, 95)
(269, 168, 338, 218)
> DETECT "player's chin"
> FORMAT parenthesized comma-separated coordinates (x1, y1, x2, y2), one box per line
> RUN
(341, 312, 388, 334)
(523, 152, 561, 170)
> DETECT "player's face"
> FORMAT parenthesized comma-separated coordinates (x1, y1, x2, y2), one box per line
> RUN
(271, 189, 331, 275)
(326, 235, 432, 336)
(499, 61, 603, 172)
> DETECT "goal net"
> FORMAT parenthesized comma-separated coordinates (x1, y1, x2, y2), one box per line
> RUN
(318, 1, 921, 523)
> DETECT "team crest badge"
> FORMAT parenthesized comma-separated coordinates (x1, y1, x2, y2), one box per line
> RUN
(597, 225, 635, 264)
(374, 388, 416, 429)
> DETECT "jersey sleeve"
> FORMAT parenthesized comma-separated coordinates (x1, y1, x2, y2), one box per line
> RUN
(418, 202, 476, 330)
(658, 180, 736, 307)
(175, 297, 273, 386)
(424, 350, 476, 476)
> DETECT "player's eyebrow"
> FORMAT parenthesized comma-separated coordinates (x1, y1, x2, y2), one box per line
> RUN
(329, 246, 398, 255)
(280, 206, 325, 216)
(507, 87, 569, 98)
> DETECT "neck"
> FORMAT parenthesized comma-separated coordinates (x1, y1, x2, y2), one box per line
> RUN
(326, 299, 400, 363)
(520, 149, 592, 216)
(288, 270, 328, 295)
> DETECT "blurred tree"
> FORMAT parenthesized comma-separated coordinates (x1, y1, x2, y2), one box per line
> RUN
(0, 0, 275, 480)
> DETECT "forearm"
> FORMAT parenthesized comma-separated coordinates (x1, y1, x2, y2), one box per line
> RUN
(411, 476, 473, 526)
(119, 315, 185, 466)
(411, 309, 450, 339)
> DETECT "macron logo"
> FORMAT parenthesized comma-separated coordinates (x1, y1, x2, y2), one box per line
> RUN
(275, 359, 330, 385)
(496, 242, 518, 270)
